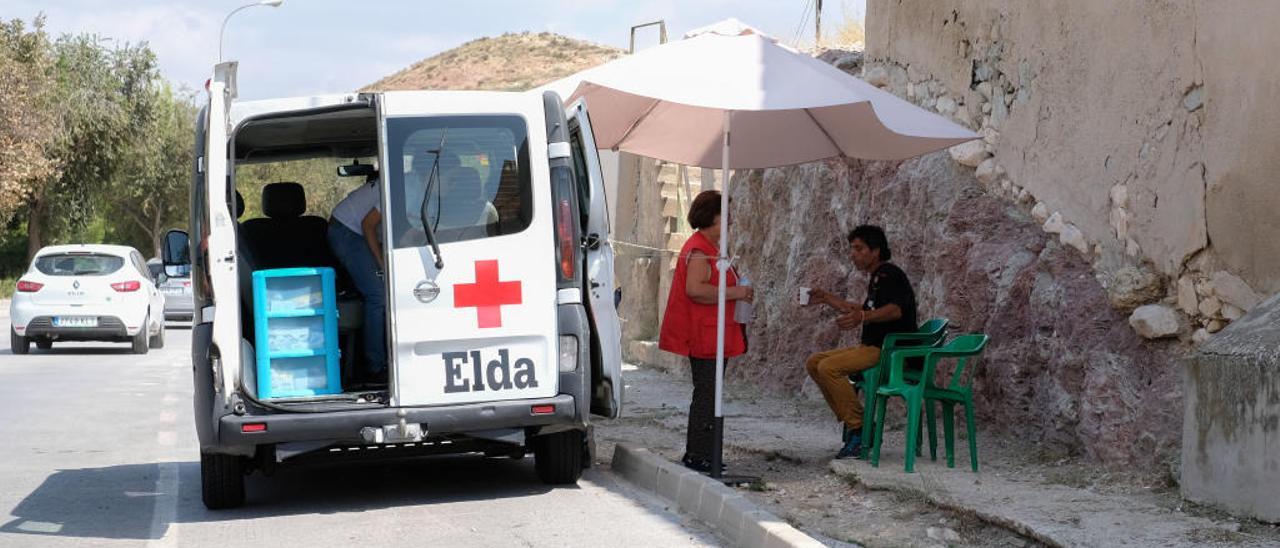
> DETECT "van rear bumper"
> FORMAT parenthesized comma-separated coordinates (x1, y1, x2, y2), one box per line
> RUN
(218, 394, 578, 446)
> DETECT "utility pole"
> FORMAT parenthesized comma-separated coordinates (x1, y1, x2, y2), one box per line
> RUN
(815, 0, 823, 48)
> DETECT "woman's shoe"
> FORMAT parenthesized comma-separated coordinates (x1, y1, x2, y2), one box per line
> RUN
(681, 454, 727, 474)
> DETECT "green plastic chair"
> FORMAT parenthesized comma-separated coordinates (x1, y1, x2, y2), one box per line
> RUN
(851, 318, 949, 458)
(869, 334, 989, 473)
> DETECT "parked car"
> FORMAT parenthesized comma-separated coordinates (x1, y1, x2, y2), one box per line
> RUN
(10, 244, 166, 354)
(148, 257, 194, 321)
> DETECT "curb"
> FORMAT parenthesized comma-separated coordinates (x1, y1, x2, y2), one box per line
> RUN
(612, 443, 824, 548)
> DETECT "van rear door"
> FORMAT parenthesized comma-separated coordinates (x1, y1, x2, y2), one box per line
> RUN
(379, 92, 558, 407)
(566, 101, 623, 418)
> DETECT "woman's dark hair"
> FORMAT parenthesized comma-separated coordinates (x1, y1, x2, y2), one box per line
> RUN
(848, 224, 891, 261)
(687, 190, 722, 230)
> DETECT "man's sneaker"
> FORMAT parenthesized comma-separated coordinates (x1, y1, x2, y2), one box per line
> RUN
(841, 423, 862, 444)
(835, 433, 862, 459)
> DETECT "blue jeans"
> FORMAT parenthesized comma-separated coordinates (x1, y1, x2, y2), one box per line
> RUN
(327, 222, 386, 374)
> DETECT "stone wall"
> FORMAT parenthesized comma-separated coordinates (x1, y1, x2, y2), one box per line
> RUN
(862, 0, 1280, 342)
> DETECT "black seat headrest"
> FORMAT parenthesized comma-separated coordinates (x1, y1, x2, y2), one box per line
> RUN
(262, 182, 306, 219)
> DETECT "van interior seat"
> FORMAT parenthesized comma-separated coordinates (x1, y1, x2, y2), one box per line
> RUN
(241, 182, 334, 271)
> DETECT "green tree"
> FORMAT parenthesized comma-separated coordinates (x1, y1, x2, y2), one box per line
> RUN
(0, 18, 60, 231)
(104, 85, 197, 257)
(22, 33, 161, 259)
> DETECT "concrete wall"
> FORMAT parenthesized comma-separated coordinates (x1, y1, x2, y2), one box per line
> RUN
(1182, 294, 1280, 523)
(863, 0, 1279, 339)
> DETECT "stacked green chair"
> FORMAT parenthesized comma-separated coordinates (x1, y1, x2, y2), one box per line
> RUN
(869, 334, 989, 473)
(850, 318, 949, 458)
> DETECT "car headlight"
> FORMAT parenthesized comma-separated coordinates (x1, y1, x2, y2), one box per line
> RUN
(558, 335, 578, 373)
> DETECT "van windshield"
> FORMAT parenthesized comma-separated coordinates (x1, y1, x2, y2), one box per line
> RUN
(384, 115, 532, 249)
(34, 253, 125, 276)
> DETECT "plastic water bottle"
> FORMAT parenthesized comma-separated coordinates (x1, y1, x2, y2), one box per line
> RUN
(734, 272, 754, 324)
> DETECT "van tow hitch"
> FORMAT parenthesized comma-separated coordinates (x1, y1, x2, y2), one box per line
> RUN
(360, 410, 425, 444)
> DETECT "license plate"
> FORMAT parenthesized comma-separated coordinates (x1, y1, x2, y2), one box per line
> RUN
(162, 287, 182, 295)
(53, 316, 98, 328)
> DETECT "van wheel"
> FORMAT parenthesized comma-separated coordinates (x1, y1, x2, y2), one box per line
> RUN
(10, 329, 29, 355)
(131, 319, 150, 355)
(200, 452, 246, 509)
(149, 320, 165, 349)
(35, 339, 52, 350)
(533, 429, 584, 484)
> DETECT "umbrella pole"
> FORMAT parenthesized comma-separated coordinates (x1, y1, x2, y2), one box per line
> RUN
(711, 110, 731, 480)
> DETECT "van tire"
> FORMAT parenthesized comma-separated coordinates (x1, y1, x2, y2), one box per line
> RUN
(200, 452, 246, 509)
(149, 320, 165, 349)
(10, 329, 29, 355)
(131, 319, 149, 355)
(533, 429, 584, 484)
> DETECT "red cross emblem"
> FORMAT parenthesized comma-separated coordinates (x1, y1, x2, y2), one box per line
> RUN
(453, 260, 523, 328)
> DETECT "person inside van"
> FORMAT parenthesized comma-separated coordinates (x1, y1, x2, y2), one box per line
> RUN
(327, 178, 386, 384)
(434, 166, 499, 239)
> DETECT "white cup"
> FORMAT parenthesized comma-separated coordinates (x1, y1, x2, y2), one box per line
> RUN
(797, 287, 811, 305)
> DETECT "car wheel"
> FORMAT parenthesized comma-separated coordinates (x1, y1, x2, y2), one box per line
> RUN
(131, 318, 149, 355)
(149, 319, 165, 349)
(35, 339, 53, 350)
(10, 329, 29, 355)
(200, 452, 246, 509)
(533, 429, 584, 485)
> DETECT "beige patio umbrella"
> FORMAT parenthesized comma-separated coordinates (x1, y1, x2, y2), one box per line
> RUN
(566, 22, 979, 478)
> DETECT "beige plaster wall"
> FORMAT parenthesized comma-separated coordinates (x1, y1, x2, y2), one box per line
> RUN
(865, 0, 1280, 302)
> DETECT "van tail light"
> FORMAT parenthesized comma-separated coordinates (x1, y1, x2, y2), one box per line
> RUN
(111, 280, 141, 292)
(16, 280, 43, 292)
(556, 198, 576, 280)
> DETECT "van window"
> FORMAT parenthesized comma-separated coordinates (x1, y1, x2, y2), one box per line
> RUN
(34, 254, 125, 276)
(384, 115, 532, 249)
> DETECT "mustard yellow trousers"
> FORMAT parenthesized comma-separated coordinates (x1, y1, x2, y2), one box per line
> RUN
(805, 345, 881, 429)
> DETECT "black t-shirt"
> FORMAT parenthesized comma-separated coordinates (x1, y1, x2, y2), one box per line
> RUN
(861, 262, 919, 347)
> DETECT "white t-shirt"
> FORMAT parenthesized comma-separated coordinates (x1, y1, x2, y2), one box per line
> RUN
(331, 182, 381, 234)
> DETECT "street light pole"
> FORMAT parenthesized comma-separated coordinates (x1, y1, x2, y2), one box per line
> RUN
(219, 0, 284, 62)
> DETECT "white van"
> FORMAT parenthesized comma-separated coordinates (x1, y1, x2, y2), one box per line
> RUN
(162, 63, 622, 509)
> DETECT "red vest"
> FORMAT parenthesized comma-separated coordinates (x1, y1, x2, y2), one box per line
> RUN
(658, 231, 746, 359)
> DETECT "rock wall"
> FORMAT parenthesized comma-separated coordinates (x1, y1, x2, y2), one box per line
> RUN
(725, 154, 1182, 465)
(862, 0, 1280, 341)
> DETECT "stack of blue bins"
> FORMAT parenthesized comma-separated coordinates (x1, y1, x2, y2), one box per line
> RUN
(252, 267, 341, 399)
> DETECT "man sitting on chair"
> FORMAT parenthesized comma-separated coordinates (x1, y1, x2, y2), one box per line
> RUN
(804, 225, 919, 459)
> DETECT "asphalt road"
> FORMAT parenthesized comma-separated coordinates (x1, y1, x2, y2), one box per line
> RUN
(0, 305, 717, 547)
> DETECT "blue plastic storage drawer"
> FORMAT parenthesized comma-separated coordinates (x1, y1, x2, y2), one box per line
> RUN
(252, 267, 341, 399)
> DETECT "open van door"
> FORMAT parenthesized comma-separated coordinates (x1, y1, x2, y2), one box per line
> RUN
(567, 100, 623, 418)
(379, 92, 560, 408)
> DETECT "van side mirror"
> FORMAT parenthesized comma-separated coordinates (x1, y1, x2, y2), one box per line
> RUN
(337, 163, 377, 178)
(162, 230, 190, 267)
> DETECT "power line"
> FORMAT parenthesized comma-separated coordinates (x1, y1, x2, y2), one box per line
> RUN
(792, 0, 814, 47)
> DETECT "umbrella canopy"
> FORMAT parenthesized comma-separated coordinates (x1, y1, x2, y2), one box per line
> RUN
(562, 21, 979, 479)
(565, 29, 977, 168)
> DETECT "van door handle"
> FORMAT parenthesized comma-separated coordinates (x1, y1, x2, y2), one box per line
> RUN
(582, 233, 601, 251)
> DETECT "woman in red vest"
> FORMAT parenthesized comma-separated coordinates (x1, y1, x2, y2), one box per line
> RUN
(659, 190, 753, 473)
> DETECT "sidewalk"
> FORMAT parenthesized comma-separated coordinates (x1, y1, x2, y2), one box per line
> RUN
(592, 363, 1278, 547)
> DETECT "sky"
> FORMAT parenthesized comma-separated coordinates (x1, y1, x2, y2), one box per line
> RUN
(7, 0, 866, 100)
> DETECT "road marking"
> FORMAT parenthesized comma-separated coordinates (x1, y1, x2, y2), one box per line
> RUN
(148, 347, 182, 548)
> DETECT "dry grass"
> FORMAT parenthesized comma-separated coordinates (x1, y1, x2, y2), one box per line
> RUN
(363, 31, 624, 93)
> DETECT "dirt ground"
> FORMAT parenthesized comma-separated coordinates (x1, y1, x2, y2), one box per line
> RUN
(593, 364, 1041, 547)
(592, 364, 1280, 547)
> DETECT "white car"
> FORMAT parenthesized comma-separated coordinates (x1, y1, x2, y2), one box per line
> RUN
(9, 244, 166, 354)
